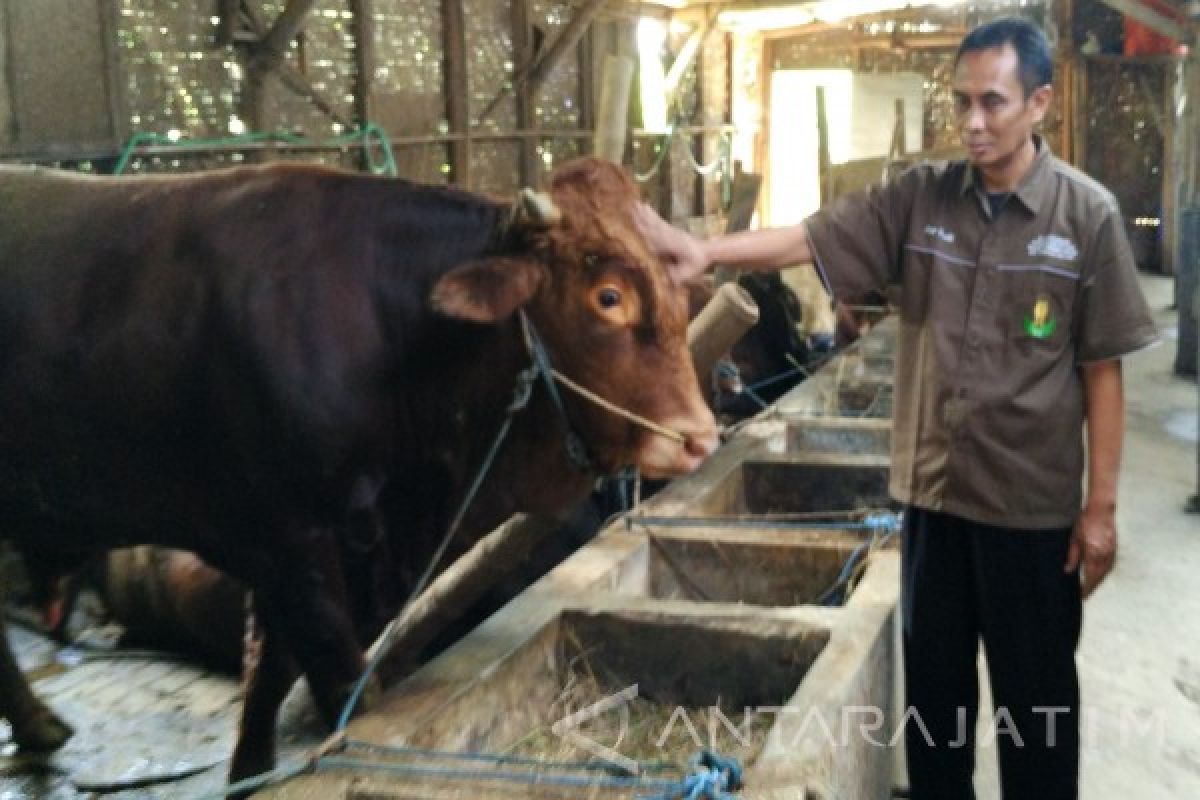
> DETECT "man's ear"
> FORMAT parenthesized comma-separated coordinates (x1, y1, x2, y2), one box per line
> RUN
(1030, 84, 1053, 123)
(430, 257, 544, 322)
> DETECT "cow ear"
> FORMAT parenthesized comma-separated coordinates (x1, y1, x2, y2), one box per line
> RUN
(430, 257, 544, 322)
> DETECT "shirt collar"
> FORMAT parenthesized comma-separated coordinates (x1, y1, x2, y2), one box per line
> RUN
(959, 134, 1053, 215)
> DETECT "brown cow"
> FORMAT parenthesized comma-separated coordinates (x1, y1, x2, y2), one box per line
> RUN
(0, 157, 717, 786)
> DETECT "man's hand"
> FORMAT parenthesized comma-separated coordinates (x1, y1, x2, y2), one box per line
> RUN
(1065, 504, 1117, 598)
(633, 203, 711, 284)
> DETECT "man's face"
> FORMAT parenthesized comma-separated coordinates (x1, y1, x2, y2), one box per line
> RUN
(952, 43, 1050, 172)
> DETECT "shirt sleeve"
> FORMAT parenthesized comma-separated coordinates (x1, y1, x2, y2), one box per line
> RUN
(801, 166, 921, 301)
(1074, 208, 1160, 364)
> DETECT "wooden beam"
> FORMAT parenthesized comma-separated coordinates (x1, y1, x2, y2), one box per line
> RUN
(253, 0, 319, 71)
(512, 0, 537, 187)
(478, 0, 606, 124)
(216, 0, 240, 48)
(349, 0, 375, 129)
(527, 0, 607, 93)
(442, 0, 470, 186)
(1097, 0, 1194, 44)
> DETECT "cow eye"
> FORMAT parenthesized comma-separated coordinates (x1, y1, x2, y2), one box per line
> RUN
(597, 287, 622, 309)
(584, 254, 600, 268)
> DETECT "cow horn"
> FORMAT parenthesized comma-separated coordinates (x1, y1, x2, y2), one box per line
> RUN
(518, 188, 562, 226)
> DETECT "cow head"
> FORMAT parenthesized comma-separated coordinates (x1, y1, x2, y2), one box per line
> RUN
(430, 157, 717, 479)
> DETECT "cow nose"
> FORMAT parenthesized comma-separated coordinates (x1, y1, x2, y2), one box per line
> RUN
(682, 424, 719, 460)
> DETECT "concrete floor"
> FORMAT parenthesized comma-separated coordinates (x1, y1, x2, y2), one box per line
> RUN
(970, 271, 1200, 798)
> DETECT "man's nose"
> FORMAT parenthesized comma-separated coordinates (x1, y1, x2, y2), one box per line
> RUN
(963, 106, 985, 131)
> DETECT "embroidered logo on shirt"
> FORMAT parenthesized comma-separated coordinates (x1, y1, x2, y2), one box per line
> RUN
(924, 225, 955, 243)
(1026, 234, 1078, 261)
(1023, 295, 1057, 339)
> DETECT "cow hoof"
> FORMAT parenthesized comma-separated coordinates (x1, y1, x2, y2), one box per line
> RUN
(12, 707, 74, 753)
(228, 745, 274, 795)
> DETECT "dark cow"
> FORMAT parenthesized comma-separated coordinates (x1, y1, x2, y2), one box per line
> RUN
(0, 157, 717, 785)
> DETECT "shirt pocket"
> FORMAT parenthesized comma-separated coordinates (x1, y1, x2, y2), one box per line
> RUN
(997, 263, 1079, 357)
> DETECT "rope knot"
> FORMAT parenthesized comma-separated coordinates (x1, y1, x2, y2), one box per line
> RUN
(509, 365, 537, 412)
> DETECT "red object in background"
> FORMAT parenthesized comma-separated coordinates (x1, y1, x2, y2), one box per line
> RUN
(1123, 0, 1188, 56)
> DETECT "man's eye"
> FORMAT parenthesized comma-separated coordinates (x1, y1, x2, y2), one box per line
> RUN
(597, 287, 622, 308)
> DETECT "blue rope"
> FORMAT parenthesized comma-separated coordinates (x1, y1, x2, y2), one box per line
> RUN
(336, 311, 597, 731)
(627, 515, 899, 531)
(316, 746, 741, 797)
(518, 310, 593, 472)
(814, 513, 902, 606)
(343, 738, 676, 774)
(638, 750, 744, 800)
(195, 762, 310, 800)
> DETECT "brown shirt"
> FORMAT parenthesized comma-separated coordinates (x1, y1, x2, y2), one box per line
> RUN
(804, 140, 1159, 528)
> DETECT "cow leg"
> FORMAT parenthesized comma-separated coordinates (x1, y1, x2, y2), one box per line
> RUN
(259, 528, 380, 729)
(0, 615, 73, 752)
(228, 617, 297, 786)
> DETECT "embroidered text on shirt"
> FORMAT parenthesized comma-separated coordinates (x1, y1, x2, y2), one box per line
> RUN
(924, 225, 955, 243)
(1026, 234, 1078, 261)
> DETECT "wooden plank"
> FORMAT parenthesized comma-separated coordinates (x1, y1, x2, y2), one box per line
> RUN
(441, 0, 469, 186)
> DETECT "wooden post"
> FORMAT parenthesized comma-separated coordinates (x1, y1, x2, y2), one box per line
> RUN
(815, 85, 831, 207)
(362, 514, 563, 684)
(688, 283, 760, 384)
(349, 0, 375, 129)
(442, 0, 470, 186)
(594, 54, 634, 163)
(577, 20, 595, 150)
(512, 0, 537, 187)
(1162, 58, 1182, 276)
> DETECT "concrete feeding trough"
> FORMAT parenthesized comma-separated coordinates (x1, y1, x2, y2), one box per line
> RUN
(397, 608, 830, 763)
(250, 321, 903, 800)
(786, 417, 891, 456)
(613, 527, 875, 607)
(687, 455, 893, 516)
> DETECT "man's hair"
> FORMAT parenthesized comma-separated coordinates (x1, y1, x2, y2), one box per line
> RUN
(956, 17, 1053, 97)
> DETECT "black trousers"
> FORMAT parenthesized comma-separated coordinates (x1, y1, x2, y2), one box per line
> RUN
(902, 507, 1082, 800)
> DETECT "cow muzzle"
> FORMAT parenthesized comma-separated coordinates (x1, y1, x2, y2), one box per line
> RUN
(635, 411, 719, 479)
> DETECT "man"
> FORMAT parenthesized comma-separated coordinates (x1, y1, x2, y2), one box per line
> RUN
(637, 17, 1159, 800)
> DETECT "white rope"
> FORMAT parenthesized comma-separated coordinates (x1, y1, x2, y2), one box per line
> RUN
(549, 369, 686, 444)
